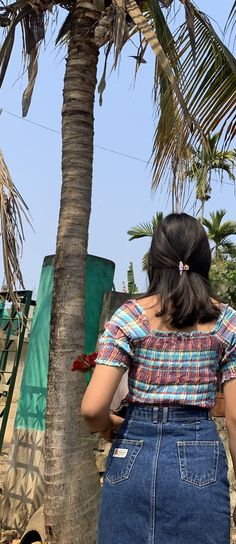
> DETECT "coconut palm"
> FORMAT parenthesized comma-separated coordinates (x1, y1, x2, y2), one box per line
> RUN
(203, 209, 236, 261)
(185, 133, 236, 218)
(0, 2, 236, 543)
(128, 211, 163, 270)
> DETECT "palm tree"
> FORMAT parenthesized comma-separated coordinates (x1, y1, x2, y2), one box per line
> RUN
(122, 262, 139, 293)
(203, 209, 236, 261)
(185, 133, 236, 218)
(127, 262, 139, 294)
(0, 2, 236, 543)
(128, 211, 163, 270)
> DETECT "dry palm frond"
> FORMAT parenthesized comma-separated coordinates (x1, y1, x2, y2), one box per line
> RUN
(0, 2, 46, 115)
(0, 150, 30, 310)
(112, 0, 127, 67)
(55, 11, 72, 44)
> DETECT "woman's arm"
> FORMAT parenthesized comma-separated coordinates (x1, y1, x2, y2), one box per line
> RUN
(223, 379, 236, 524)
(81, 364, 126, 437)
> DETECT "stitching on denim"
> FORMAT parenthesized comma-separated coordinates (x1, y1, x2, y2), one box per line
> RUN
(148, 423, 162, 544)
(178, 440, 219, 446)
(177, 441, 219, 487)
(195, 421, 200, 441)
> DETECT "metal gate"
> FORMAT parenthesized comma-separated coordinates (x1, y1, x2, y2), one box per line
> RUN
(0, 290, 33, 452)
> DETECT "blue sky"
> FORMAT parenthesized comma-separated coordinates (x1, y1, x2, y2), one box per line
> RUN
(0, 0, 235, 296)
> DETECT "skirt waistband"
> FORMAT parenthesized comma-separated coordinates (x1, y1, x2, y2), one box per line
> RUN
(126, 404, 211, 423)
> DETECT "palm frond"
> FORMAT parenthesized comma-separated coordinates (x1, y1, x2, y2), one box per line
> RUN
(128, 212, 163, 241)
(225, 0, 236, 33)
(203, 209, 236, 255)
(183, 0, 196, 61)
(125, 0, 193, 127)
(180, 8, 236, 136)
(0, 150, 31, 310)
(151, 2, 236, 192)
(0, 9, 26, 86)
(142, 250, 150, 271)
(0, 3, 46, 115)
(55, 12, 72, 45)
(185, 133, 236, 203)
(128, 221, 154, 240)
(127, 262, 138, 294)
(22, 45, 39, 117)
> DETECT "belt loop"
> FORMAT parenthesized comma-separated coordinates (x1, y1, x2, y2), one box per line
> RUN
(163, 407, 168, 423)
(153, 407, 158, 423)
(208, 409, 212, 420)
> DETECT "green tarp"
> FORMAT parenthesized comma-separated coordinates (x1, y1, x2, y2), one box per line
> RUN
(15, 254, 115, 431)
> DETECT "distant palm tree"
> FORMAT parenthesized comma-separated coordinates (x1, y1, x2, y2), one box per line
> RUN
(186, 134, 236, 218)
(128, 212, 163, 270)
(203, 210, 236, 261)
(122, 262, 139, 294)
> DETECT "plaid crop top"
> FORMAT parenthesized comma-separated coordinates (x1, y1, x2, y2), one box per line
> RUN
(96, 299, 236, 408)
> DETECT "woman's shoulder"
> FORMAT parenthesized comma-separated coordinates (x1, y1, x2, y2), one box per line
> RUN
(217, 303, 236, 342)
(111, 299, 142, 324)
(107, 298, 149, 338)
(220, 302, 236, 322)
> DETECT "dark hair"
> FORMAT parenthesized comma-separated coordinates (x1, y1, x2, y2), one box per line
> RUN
(147, 213, 220, 328)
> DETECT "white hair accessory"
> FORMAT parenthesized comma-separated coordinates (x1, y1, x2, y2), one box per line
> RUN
(179, 261, 189, 276)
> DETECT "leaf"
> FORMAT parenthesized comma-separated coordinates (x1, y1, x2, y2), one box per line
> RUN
(127, 262, 138, 294)
(142, 250, 150, 271)
(112, 0, 127, 67)
(55, 12, 72, 45)
(0, 7, 28, 87)
(23, 11, 45, 53)
(124, 0, 193, 128)
(0, 150, 31, 310)
(128, 221, 154, 240)
(98, 43, 112, 106)
(225, 0, 236, 33)
(184, 0, 196, 61)
(22, 44, 39, 117)
(151, 2, 236, 195)
(128, 213, 164, 240)
(0, 21, 16, 86)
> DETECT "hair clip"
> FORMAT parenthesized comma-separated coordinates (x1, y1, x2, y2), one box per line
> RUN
(179, 261, 189, 276)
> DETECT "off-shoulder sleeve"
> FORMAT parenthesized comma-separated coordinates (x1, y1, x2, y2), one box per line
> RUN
(95, 304, 134, 370)
(219, 307, 236, 384)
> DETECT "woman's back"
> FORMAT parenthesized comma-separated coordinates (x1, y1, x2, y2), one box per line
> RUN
(96, 297, 236, 408)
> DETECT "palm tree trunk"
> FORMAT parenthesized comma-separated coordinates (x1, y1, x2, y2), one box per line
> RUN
(44, 2, 102, 543)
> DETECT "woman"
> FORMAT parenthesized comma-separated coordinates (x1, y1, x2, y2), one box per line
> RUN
(81, 213, 236, 544)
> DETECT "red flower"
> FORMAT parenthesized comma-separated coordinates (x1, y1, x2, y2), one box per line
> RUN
(71, 352, 97, 372)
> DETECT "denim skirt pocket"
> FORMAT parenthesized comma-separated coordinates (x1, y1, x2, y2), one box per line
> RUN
(177, 440, 219, 487)
(105, 438, 143, 485)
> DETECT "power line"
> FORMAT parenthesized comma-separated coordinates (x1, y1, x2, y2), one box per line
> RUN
(0, 108, 149, 164)
(0, 106, 235, 187)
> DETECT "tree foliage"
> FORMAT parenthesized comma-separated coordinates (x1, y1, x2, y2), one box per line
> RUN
(128, 212, 163, 270)
(210, 260, 236, 308)
(202, 209, 236, 260)
(185, 134, 236, 215)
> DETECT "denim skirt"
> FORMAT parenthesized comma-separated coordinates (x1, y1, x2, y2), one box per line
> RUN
(98, 404, 230, 544)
